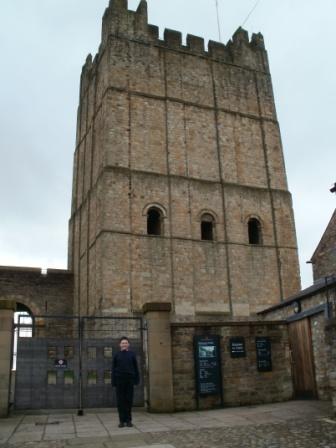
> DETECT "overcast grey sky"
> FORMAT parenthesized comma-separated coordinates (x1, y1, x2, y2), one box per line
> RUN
(0, 0, 335, 289)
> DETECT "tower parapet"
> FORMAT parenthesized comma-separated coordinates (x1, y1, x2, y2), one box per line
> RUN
(78, 1, 270, 104)
(98, 0, 269, 72)
(101, 0, 149, 44)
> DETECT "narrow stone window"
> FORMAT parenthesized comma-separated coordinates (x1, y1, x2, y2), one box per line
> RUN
(201, 214, 215, 241)
(248, 218, 262, 245)
(147, 207, 162, 236)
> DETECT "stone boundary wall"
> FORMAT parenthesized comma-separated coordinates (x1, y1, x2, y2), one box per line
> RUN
(326, 319, 336, 415)
(310, 313, 330, 400)
(171, 321, 293, 411)
(0, 267, 74, 316)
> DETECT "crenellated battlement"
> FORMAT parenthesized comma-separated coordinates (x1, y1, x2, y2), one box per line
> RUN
(101, 0, 149, 44)
(100, 1, 268, 65)
(78, 0, 269, 99)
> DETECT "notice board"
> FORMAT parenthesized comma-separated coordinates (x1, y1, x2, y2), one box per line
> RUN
(256, 337, 272, 372)
(194, 336, 222, 396)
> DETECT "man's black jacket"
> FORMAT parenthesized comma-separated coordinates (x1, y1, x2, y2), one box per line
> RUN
(112, 350, 140, 386)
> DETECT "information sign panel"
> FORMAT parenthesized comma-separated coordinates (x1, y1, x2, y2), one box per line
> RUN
(256, 337, 272, 372)
(194, 336, 221, 396)
(229, 337, 246, 358)
(54, 359, 68, 369)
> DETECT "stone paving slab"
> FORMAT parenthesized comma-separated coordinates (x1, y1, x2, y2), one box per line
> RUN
(0, 400, 334, 447)
(1, 420, 336, 448)
(129, 446, 175, 448)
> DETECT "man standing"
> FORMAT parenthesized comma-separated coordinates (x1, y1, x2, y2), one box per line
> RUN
(112, 336, 140, 427)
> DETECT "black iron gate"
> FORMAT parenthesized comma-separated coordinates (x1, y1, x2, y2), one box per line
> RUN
(14, 315, 145, 410)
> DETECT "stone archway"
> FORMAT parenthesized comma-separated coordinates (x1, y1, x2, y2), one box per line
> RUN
(0, 300, 16, 416)
(16, 302, 34, 315)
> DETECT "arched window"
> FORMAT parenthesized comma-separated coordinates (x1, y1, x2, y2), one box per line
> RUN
(201, 214, 215, 241)
(248, 218, 262, 245)
(147, 207, 163, 236)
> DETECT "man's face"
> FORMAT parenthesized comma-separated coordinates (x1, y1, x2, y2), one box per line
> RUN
(120, 339, 130, 351)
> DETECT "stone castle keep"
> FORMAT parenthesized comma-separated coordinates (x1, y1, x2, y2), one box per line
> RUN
(6, 0, 332, 416)
(68, 0, 300, 319)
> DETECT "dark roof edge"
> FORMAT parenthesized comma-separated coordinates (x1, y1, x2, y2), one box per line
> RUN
(258, 276, 336, 315)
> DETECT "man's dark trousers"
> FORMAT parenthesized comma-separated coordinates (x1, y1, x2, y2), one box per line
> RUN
(115, 375, 134, 424)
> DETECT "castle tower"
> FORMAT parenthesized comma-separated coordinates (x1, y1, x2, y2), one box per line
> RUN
(68, 0, 300, 319)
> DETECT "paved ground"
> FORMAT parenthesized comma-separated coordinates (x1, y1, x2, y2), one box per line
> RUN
(0, 401, 335, 447)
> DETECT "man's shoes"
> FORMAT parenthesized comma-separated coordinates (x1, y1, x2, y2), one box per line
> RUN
(118, 421, 133, 428)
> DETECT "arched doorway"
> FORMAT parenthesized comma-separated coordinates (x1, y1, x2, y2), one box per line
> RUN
(13, 303, 33, 370)
(10, 303, 33, 408)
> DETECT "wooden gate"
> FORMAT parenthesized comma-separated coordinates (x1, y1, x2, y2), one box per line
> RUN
(288, 318, 317, 399)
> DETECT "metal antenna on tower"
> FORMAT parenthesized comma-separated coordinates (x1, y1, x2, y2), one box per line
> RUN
(215, 0, 222, 42)
(241, 0, 261, 28)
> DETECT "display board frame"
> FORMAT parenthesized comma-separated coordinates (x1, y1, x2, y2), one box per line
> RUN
(193, 335, 223, 408)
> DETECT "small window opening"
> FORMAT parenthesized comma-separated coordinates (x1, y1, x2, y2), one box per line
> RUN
(201, 214, 214, 241)
(248, 218, 262, 245)
(147, 208, 162, 236)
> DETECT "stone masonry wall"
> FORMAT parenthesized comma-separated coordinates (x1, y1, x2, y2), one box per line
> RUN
(260, 290, 328, 321)
(311, 313, 330, 400)
(312, 209, 336, 281)
(326, 319, 336, 414)
(260, 290, 332, 400)
(0, 267, 74, 316)
(171, 321, 293, 411)
(68, 0, 301, 318)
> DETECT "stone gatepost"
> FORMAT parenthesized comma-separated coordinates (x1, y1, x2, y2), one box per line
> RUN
(0, 300, 16, 417)
(143, 302, 174, 412)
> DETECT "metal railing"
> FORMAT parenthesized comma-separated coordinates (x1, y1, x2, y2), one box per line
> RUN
(13, 314, 145, 414)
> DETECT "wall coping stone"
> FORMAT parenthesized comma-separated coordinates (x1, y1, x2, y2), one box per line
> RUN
(171, 320, 286, 328)
(0, 266, 73, 276)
